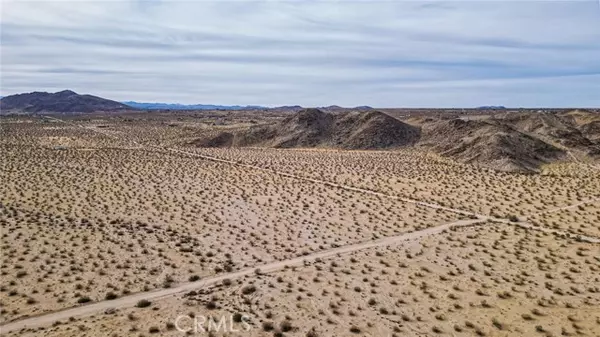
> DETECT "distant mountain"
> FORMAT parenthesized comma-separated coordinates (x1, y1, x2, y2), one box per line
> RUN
(270, 105, 304, 113)
(0, 90, 130, 113)
(122, 101, 265, 110)
(320, 105, 375, 112)
(276, 105, 303, 109)
(478, 106, 506, 109)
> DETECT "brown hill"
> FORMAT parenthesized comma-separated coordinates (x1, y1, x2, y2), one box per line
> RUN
(191, 110, 591, 173)
(0, 90, 131, 113)
(192, 109, 420, 150)
(419, 119, 567, 173)
(501, 112, 599, 156)
(558, 109, 600, 127)
(580, 121, 600, 141)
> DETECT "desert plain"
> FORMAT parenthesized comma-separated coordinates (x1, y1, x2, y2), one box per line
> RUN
(1, 110, 599, 337)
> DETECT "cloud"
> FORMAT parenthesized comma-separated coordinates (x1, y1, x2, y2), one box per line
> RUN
(1, 0, 599, 107)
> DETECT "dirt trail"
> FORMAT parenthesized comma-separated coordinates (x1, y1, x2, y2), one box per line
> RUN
(0, 219, 484, 334)
(529, 197, 600, 217)
(162, 147, 480, 216)
(507, 220, 599, 243)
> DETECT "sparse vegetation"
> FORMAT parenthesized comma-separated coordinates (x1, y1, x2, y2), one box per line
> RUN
(1, 112, 598, 337)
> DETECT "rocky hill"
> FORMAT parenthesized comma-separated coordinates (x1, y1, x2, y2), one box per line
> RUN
(193, 110, 577, 172)
(0, 90, 131, 113)
(580, 121, 600, 141)
(192, 108, 420, 150)
(189, 109, 599, 173)
(500, 112, 600, 157)
(418, 119, 567, 173)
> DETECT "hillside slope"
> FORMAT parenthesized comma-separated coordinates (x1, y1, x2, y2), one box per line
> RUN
(580, 121, 600, 141)
(419, 119, 567, 173)
(501, 112, 600, 157)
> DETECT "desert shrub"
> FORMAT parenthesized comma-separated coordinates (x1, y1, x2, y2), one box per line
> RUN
(350, 326, 361, 333)
(306, 327, 319, 337)
(241, 285, 256, 295)
(105, 292, 118, 300)
(280, 320, 293, 332)
(492, 318, 505, 330)
(262, 321, 274, 331)
(77, 296, 92, 304)
(521, 313, 534, 321)
(136, 299, 152, 308)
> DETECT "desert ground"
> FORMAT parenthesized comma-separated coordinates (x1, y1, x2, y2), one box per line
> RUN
(1, 112, 599, 337)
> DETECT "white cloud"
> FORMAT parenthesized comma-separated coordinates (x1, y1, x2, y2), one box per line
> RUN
(1, 0, 599, 107)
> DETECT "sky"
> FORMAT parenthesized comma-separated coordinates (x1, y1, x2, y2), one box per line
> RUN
(1, 0, 600, 107)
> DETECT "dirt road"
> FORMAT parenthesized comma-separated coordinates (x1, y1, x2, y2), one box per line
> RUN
(0, 218, 484, 334)
(162, 147, 482, 216)
(529, 197, 600, 217)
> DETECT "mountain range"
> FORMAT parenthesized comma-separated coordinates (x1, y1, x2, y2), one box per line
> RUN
(0, 90, 380, 113)
(121, 101, 266, 110)
(0, 91, 270, 113)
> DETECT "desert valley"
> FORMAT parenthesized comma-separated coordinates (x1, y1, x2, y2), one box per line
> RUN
(0, 90, 598, 337)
